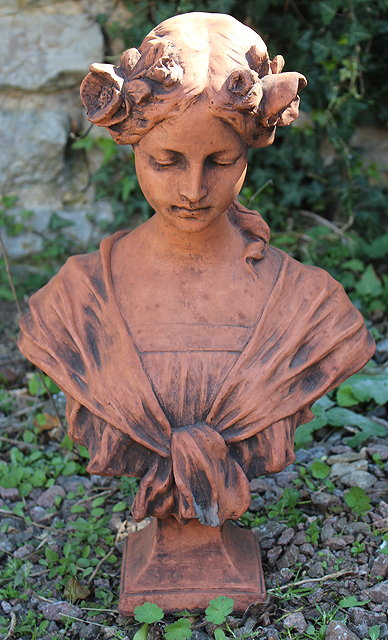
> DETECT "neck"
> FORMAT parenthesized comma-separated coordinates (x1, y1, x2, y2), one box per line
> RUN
(146, 210, 242, 265)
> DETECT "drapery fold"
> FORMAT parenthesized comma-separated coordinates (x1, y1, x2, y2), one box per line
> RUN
(18, 202, 375, 525)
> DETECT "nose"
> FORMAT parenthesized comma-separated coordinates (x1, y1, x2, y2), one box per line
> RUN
(179, 163, 208, 204)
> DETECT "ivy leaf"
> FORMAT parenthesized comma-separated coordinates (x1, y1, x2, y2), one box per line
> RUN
(164, 617, 192, 640)
(338, 595, 369, 608)
(310, 460, 330, 479)
(355, 265, 382, 299)
(319, 1, 339, 26)
(134, 602, 164, 624)
(205, 596, 234, 624)
(344, 487, 371, 516)
(112, 500, 127, 512)
(336, 385, 359, 407)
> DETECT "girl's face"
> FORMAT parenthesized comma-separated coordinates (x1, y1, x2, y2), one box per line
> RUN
(134, 101, 248, 233)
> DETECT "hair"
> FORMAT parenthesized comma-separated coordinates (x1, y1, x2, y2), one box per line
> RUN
(80, 12, 307, 148)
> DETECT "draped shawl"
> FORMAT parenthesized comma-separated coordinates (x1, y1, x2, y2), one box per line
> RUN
(18, 203, 375, 526)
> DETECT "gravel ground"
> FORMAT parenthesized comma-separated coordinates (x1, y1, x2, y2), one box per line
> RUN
(0, 302, 387, 640)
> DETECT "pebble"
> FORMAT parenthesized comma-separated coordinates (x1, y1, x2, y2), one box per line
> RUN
(267, 546, 282, 564)
(249, 477, 277, 493)
(41, 601, 83, 621)
(320, 521, 336, 542)
(0, 533, 15, 553)
(0, 487, 19, 501)
(277, 527, 294, 546)
(1, 600, 12, 614)
(370, 554, 388, 580)
(254, 521, 286, 549)
(274, 468, 298, 487)
(344, 522, 370, 535)
(29, 506, 48, 523)
(57, 475, 92, 492)
(342, 470, 376, 489)
(308, 587, 324, 603)
(13, 543, 34, 559)
(282, 612, 307, 633)
(325, 535, 353, 550)
(37, 485, 65, 508)
(276, 544, 299, 570)
(327, 452, 366, 464)
(293, 531, 306, 545)
(325, 621, 359, 640)
(310, 491, 342, 513)
(348, 607, 387, 626)
(374, 337, 388, 363)
(300, 542, 315, 556)
(330, 460, 368, 479)
(367, 444, 388, 461)
(364, 580, 388, 604)
(308, 562, 324, 578)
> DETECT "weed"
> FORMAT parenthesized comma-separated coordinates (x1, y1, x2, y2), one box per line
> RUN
(344, 487, 371, 516)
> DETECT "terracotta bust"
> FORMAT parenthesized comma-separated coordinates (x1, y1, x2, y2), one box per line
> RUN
(19, 12, 374, 613)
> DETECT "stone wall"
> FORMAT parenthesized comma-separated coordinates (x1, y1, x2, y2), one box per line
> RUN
(0, 0, 131, 259)
(1, 2, 387, 260)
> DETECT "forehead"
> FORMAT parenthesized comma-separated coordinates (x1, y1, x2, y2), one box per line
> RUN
(138, 101, 245, 156)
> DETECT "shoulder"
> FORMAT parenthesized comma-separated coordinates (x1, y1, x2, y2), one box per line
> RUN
(266, 245, 342, 293)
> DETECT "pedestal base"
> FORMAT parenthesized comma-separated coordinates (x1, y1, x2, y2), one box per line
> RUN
(119, 517, 266, 614)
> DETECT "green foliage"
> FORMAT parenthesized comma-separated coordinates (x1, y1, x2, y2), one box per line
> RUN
(205, 596, 234, 624)
(338, 595, 369, 608)
(267, 488, 303, 526)
(368, 626, 382, 640)
(134, 602, 164, 623)
(164, 617, 192, 640)
(28, 372, 60, 396)
(310, 460, 330, 480)
(295, 364, 387, 449)
(344, 487, 371, 516)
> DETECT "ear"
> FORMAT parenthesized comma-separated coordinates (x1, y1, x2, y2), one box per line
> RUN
(259, 72, 307, 127)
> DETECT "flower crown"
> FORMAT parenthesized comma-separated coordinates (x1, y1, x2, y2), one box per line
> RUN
(80, 36, 306, 147)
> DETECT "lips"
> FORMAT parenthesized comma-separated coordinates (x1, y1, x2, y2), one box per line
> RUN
(172, 205, 211, 217)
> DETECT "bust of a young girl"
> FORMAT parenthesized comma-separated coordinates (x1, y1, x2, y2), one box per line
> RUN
(19, 12, 374, 612)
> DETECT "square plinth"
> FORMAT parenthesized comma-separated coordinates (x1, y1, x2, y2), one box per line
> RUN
(119, 517, 266, 614)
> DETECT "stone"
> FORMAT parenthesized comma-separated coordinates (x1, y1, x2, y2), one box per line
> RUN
(308, 562, 324, 578)
(325, 536, 353, 550)
(330, 460, 368, 479)
(1, 601, 12, 614)
(29, 506, 49, 523)
(254, 521, 287, 545)
(370, 554, 388, 580)
(37, 485, 65, 508)
(277, 527, 294, 546)
(276, 544, 299, 570)
(0, 13, 104, 91)
(41, 601, 83, 622)
(310, 491, 342, 513)
(0, 487, 19, 501)
(364, 580, 388, 604)
(342, 470, 376, 489)
(57, 475, 92, 492)
(320, 521, 336, 542)
(267, 546, 282, 565)
(348, 608, 386, 626)
(300, 542, 314, 556)
(325, 621, 359, 640)
(327, 451, 366, 464)
(293, 531, 306, 545)
(0, 108, 68, 189)
(283, 612, 307, 633)
(13, 543, 34, 559)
